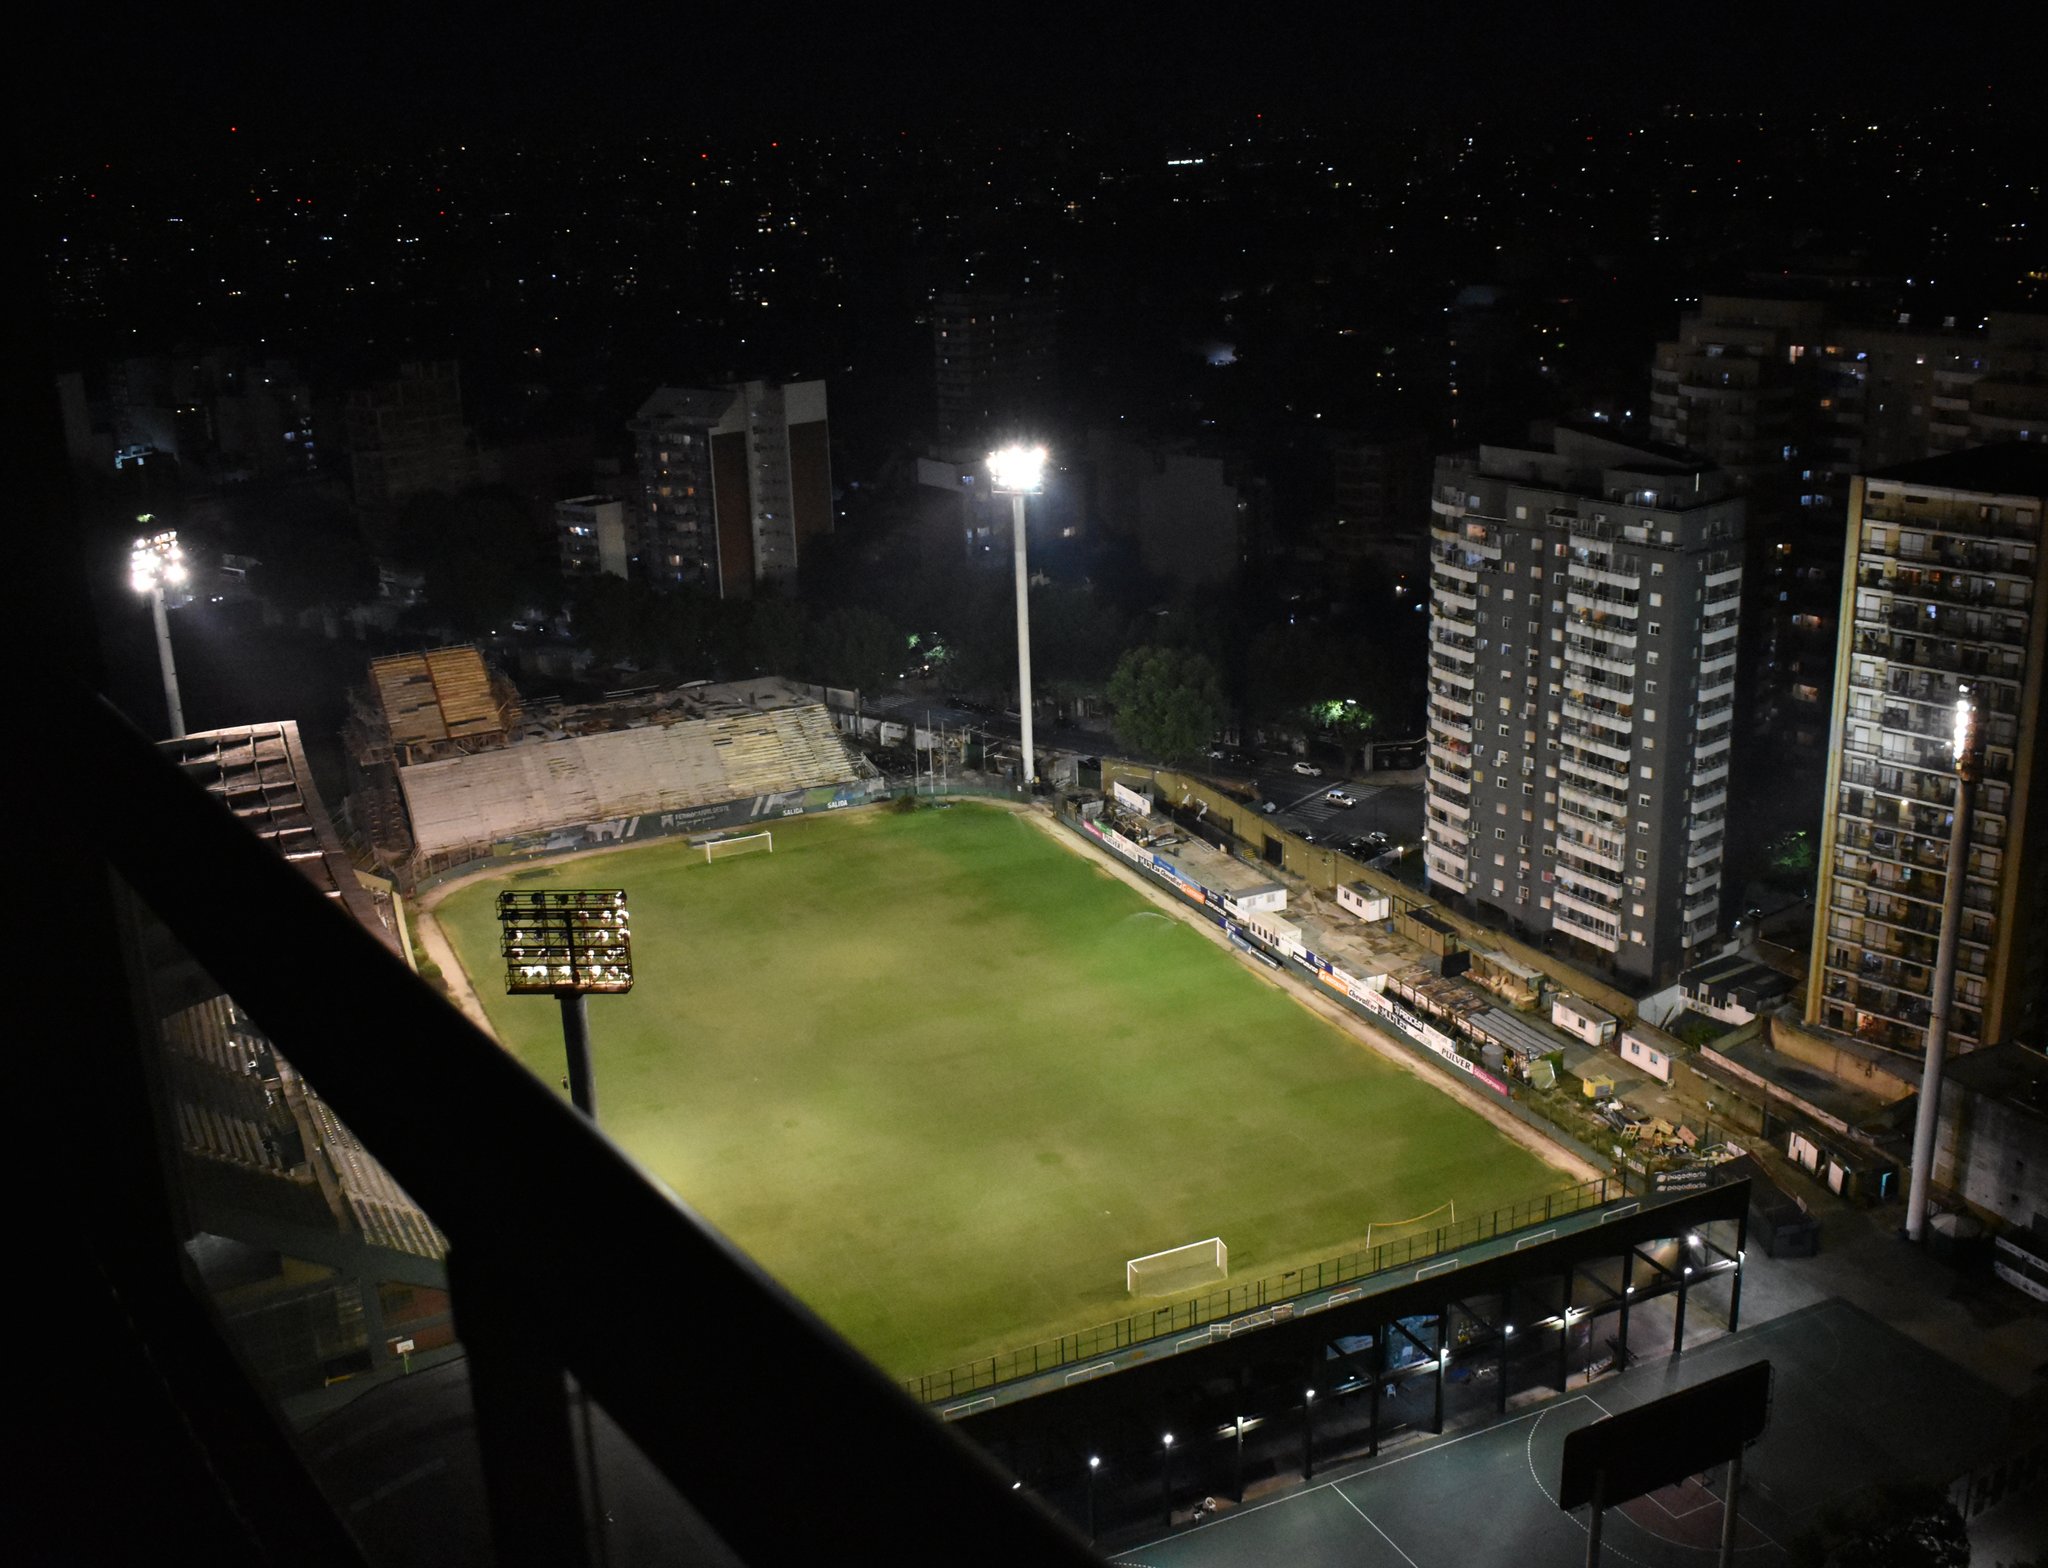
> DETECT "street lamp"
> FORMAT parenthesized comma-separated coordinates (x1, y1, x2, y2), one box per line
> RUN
(1161, 1433, 1174, 1525)
(989, 444, 1047, 790)
(1906, 690, 1984, 1241)
(498, 889, 634, 1119)
(129, 520, 188, 738)
(1086, 1453, 1101, 1542)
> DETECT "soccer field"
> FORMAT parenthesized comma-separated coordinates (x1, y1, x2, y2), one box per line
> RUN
(430, 803, 1572, 1380)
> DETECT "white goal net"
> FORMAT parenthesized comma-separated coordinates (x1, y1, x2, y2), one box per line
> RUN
(1126, 1237, 1228, 1296)
(703, 831, 773, 864)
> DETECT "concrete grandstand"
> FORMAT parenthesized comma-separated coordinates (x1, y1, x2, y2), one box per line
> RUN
(344, 650, 882, 885)
(150, 723, 453, 1395)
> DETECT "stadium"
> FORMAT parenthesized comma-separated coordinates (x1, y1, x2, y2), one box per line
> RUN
(115, 649, 1757, 1556)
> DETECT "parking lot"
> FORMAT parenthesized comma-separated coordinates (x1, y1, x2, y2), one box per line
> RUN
(1238, 761, 1425, 867)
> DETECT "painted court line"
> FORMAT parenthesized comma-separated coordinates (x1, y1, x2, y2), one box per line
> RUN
(1335, 1487, 1422, 1567)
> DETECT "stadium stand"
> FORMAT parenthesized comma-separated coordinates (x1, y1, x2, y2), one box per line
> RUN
(368, 647, 515, 762)
(395, 691, 872, 865)
(307, 1099, 448, 1261)
(149, 725, 446, 1274)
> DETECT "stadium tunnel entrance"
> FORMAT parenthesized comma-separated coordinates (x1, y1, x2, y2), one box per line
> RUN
(950, 1181, 1750, 1545)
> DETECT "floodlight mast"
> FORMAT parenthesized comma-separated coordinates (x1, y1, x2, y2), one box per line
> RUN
(129, 520, 187, 739)
(989, 445, 1047, 789)
(1905, 692, 1982, 1241)
(496, 890, 633, 1120)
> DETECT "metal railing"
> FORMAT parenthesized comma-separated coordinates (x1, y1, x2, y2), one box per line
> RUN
(900, 1176, 1625, 1406)
(66, 689, 1097, 1568)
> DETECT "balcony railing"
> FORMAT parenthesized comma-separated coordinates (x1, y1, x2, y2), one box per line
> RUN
(56, 690, 1096, 1568)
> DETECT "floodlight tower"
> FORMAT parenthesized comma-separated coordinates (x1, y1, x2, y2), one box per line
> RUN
(129, 520, 188, 739)
(497, 890, 633, 1119)
(989, 444, 1047, 789)
(1905, 691, 1984, 1241)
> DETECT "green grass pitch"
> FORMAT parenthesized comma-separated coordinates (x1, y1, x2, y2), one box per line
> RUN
(431, 803, 1571, 1379)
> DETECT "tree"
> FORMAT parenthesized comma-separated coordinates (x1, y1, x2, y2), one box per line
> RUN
(809, 606, 902, 692)
(1107, 645, 1226, 764)
(231, 481, 378, 612)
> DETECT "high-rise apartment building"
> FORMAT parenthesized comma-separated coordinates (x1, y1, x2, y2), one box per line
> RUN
(1806, 445, 2048, 1055)
(627, 379, 831, 597)
(342, 361, 477, 515)
(932, 291, 1057, 449)
(556, 495, 628, 579)
(1424, 430, 1744, 985)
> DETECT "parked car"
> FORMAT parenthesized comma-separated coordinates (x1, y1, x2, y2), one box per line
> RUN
(1325, 788, 1356, 807)
(1260, 801, 1278, 814)
(1365, 830, 1391, 849)
(1293, 761, 1322, 776)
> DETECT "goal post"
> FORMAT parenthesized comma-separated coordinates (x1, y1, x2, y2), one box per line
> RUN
(703, 830, 773, 865)
(1126, 1237, 1228, 1296)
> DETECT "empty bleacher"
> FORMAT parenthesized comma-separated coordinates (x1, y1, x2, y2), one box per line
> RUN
(308, 1099, 448, 1261)
(396, 700, 869, 861)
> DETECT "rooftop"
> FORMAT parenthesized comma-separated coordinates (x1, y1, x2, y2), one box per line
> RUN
(1867, 442, 2048, 499)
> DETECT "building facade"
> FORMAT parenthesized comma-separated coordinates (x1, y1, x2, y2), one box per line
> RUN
(342, 361, 477, 515)
(556, 495, 628, 579)
(1806, 446, 2048, 1056)
(1424, 430, 1744, 985)
(932, 291, 1057, 449)
(627, 380, 831, 596)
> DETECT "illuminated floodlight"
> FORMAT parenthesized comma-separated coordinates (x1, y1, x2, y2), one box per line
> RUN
(497, 889, 634, 994)
(987, 444, 1048, 495)
(130, 527, 189, 593)
(128, 517, 187, 739)
(1952, 690, 1977, 762)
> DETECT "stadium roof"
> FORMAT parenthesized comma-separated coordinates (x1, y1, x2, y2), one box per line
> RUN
(370, 647, 508, 755)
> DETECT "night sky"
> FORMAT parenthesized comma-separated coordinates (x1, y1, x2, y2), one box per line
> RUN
(29, 6, 2034, 159)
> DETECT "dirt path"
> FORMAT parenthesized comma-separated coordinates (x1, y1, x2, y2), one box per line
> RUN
(1018, 808, 1599, 1186)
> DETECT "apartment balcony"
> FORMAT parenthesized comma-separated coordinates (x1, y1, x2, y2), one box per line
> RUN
(1694, 732, 1733, 762)
(1426, 819, 1471, 853)
(1430, 785, 1472, 823)
(1558, 783, 1628, 824)
(1557, 831, 1626, 874)
(1431, 634, 1478, 664)
(1560, 720, 1632, 760)
(1700, 621, 1740, 650)
(1573, 617, 1641, 653)
(1705, 564, 1743, 593)
(1432, 580, 1479, 616)
(1697, 677, 1735, 706)
(1557, 855, 1625, 899)
(1699, 650, 1738, 680)
(1429, 691, 1475, 722)
(1567, 561, 1641, 592)
(1561, 697, 1633, 735)
(1684, 865, 1722, 899)
(1429, 741, 1474, 773)
(1568, 665, 1637, 703)
(1559, 754, 1630, 796)
(1425, 844, 1472, 891)
(1431, 551, 1480, 584)
(1691, 761, 1730, 790)
(1553, 900, 1622, 952)
(1430, 660, 1476, 691)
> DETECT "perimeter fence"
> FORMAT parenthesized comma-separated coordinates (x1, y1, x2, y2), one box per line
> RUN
(901, 1173, 1628, 1406)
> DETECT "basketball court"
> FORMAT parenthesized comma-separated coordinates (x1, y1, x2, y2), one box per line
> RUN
(1108, 1296, 2013, 1567)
